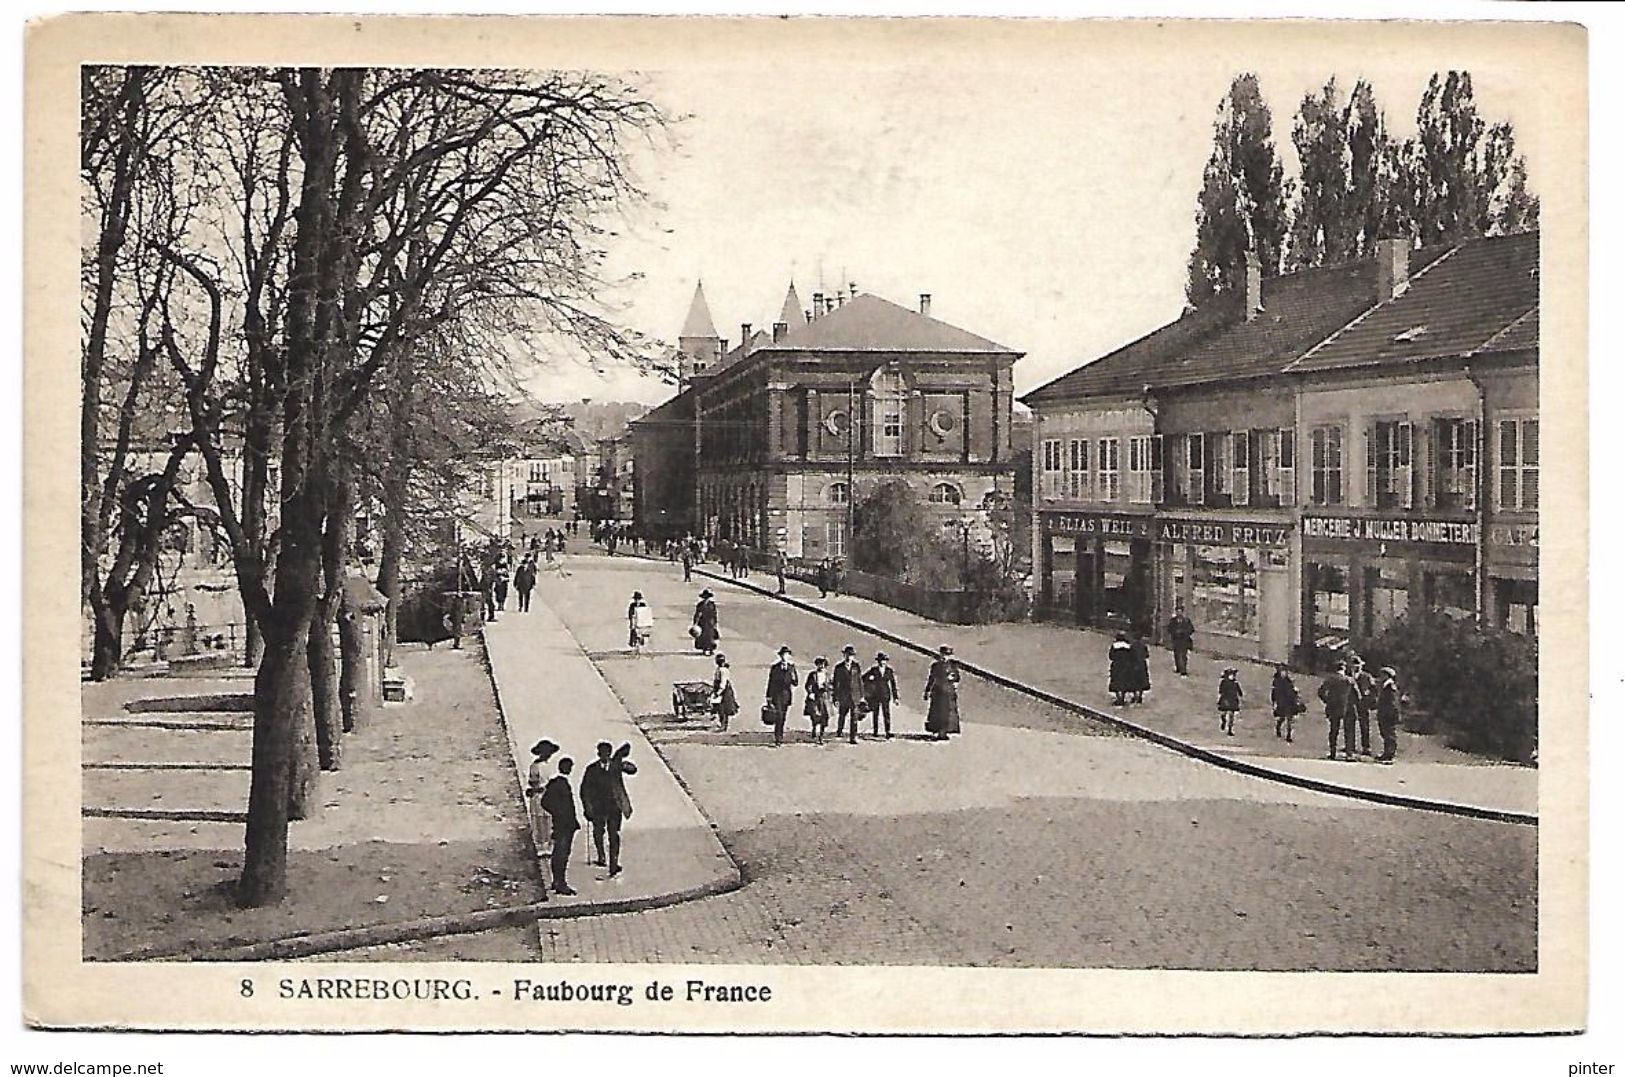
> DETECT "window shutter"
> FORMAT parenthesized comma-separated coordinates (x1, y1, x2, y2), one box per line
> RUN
(1499, 420, 1518, 510)
(1151, 434, 1164, 504)
(1233, 431, 1250, 507)
(1365, 423, 1379, 509)
(1463, 420, 1478, 511)
(1399, 421, 1414, 508)
(1521, 419, 1539, 511)
(1278, 428, 1294, 506)
(1189, 433, 1205, 505)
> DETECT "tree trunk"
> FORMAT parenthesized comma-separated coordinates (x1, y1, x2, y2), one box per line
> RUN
(338, 604, 366, 733)
(309, 613, 341, 771)
(375, 529, 401, 666)
(244, 617, 264, 669)
(89, 592, 125, 681)
(286, 638, 320, 820)
(237, 620, 305, 907)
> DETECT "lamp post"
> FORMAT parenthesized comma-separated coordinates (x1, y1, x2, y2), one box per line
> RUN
(846, 373, 856, 559)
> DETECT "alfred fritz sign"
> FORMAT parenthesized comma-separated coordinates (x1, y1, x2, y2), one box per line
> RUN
(1045, 511, 1290, 548)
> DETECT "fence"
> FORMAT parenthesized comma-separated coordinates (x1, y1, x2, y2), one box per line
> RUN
(736, 548, 1026, 625)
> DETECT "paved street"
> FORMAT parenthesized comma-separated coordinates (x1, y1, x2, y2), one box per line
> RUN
(514, 550, 1535, 971)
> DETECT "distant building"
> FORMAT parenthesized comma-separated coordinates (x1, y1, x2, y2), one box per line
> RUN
(633, 280, 1022, 559)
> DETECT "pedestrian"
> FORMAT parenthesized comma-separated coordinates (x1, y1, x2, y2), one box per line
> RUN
(681, 544, 694, 583)
(775, 549, 788, 595)
(765, 645, 799, 747)
(539, 755, 580, 895)
(924, 645, 962, 741)
(1348, 654, 1375, 757)
(691, 588, 719, 655)
(1375, 666, 1401, 763)
(523, 739, 560, 900)
(628, 590, 653, 651)
(829, 558, 842, 596)
(816, 557, 831, 598)
(493, 557, 510, 612)
(832, 645, 863, 743)
(1108, 631, 1134, 706)
(862, 651, 899, 739)
(580, 741, 638, 877)
(514, 557, 536, 613)
(1317, 661, 1358, 761)
(1217, 667, 1243, 736)
(480, 561, 498, 621)
(1166, 604, 1195, 676)
(710, 654, 739, 732)
(804, 657, 833, 742)
(1129, 631, 1152, 704)
(1271, 665, 1304, 743)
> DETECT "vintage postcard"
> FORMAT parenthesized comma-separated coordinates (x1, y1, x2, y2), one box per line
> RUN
(25, 12, 1586, 1033)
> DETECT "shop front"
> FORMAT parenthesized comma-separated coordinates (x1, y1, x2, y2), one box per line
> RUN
(1037, 510, 1155, 633)
(1153, 515, 1295, 664)
(1487, 520, 1538, 637)
(1299, 512, 1481, 668)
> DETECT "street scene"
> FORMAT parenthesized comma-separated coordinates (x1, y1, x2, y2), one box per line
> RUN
(68, 24, 1554, 998)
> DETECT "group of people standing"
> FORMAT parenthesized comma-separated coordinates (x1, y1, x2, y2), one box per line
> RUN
(1317, 654, 1402, 763)
(525, 738, 638, 896)
(750, 643, 960, 746)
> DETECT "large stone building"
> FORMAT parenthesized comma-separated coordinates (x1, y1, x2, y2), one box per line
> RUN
(1023, 231, 1538, 666)
(632, 280, 1023, 557)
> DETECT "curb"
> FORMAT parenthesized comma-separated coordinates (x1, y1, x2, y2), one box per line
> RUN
(113, 874, 744, 963)
(689, 565, 1537, 827)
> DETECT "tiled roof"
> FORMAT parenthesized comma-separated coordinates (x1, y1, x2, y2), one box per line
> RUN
(630, 389, 694, 428)
(762, 293, 1018, 355)
(1289, 231, 1537, 372)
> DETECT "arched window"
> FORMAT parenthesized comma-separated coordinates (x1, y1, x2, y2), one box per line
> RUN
(869, 368, 906, 457)
(826, 482, 849, 505)
(928, 482, 962, 505)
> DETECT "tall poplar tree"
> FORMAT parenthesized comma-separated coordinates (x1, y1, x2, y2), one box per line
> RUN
(1409, 70, 1537, 244)
(1186, 73, 1291, 304)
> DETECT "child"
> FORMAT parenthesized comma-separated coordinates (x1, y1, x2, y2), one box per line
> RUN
(1271, 665, 1303, 743)
(1217, 668, 1243, 736)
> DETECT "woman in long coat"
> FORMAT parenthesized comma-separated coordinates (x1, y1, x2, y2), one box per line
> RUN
(924, 646, 962, 740)
(1108, 632, 1135, 706)
(804, 657, 833, 742)
(1128, 632, 1152, 704)
(692, 589, 719, 655)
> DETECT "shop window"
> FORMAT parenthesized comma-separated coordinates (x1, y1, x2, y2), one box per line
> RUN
(928, 482, 962, 505)
(1309, 561, 1351, 654)
(1067, 438, 1090, 500)
(1498, 417, 1538, 512)
(1495, 577, 1539, 636)
(1127, 435, 1155, 504)
(870, 369, 905, 457)
(1424, 570, 1475, 620)
(1096, 437, 1120, 502)
(1363, 565, 1410, 637)
(1190, 545, 1258, 639)
(1310, 425, 1343, 505)
(1040, 438, 1063, 501)
(1366, 419, 1414, 509)
(1101, 540, 1141, 623)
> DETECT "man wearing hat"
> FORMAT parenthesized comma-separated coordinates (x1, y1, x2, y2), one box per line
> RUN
(862, 651, 900, 739)
(1317, 660, 1358, 761)
(832, 644, 864, 743)
(1375, 666, 1401, 763)
(765, 645, 799, 747)
(1347, 654, 1375, 756)
(924, 645, 962, 741)
(524, 739, 560, 898)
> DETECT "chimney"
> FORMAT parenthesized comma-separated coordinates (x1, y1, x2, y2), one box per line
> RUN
(849, 281, 858, 300)
(1376, 236, 1410, 300)
(804, 308, 813, 324)
(772, 321, 788, 342)
(1243, 252, 1262, 322)
(741, 323, 752, 348)
(812, 292, 824, 317)
(835, 293, 845, 308)
(919, 293, 932, 317)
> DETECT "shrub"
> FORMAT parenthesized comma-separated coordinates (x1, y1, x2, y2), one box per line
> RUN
(1365, 610, 1537, 763)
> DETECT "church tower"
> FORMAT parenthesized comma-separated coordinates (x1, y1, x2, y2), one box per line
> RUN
(678, 281, 722, 380)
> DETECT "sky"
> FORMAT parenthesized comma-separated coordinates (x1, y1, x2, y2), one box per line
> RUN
(522, 19, 1551, 408)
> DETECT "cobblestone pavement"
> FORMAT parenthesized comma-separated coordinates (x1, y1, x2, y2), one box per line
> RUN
(530, 554, 1535, 971)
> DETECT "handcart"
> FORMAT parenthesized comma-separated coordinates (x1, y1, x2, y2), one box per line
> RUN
(671, 680, 714, 721)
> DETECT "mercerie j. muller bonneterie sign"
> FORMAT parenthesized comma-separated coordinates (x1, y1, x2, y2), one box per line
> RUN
(1302, 515, 1480, 546)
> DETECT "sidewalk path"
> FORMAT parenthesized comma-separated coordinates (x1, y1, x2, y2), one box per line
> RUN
(682, 561, 1536, 822)
(482, 597, 742, 912)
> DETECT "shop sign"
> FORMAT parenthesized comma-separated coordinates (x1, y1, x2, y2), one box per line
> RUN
(1489, 523, 1538, 548)
(1043, 511, 1152, 538)
(1302, 514, 1480, 546)
(1156, 517, 1291, 549)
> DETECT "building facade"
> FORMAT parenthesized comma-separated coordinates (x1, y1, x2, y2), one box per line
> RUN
(1025, 232, 1538, 667)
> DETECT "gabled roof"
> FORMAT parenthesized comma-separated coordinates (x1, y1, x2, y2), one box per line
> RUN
(1289, 231, 1538, 372)
(777, 282, 804, 327)
(761, 293, 1018, 354)
(1022, 245, 1448, 406)
(630, 387, 695, 429)
(680, 281, 719, 340)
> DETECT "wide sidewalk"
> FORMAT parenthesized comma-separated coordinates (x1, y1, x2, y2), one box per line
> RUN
(482, 596, 742, 911)
(682, 557, 1537, 819)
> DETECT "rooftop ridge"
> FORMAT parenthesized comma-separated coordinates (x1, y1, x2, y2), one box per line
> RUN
(1285, 244, 1462, 373)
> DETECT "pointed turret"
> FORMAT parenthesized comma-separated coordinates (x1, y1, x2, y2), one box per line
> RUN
(677, 281, 722, 378)
(777, 282, 804, 327)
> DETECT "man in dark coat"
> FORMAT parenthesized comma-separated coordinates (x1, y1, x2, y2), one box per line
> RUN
(1129, 632, 1152, 704)
(924, 645, 962, 740)
(579, 741, 638, 876)
(1375, 666, 1402, 763)
(513, 557, 536, 613)
(765, 646, 799, 747)
(1317, 661, 1358, 761)
(775, 550, 788, 595)
(1348, 654, 1375, 757)
(539, 756, 580, 895)
(1166, 605, 1195, 676)
(862, 651, 900, 738)
(832, 645, 863, 743)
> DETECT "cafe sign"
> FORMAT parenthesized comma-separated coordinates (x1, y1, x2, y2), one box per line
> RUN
(1302, 514, 1480, 546)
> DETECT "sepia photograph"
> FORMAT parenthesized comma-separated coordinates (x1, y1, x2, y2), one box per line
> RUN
(20, 9, 1589, 1038)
